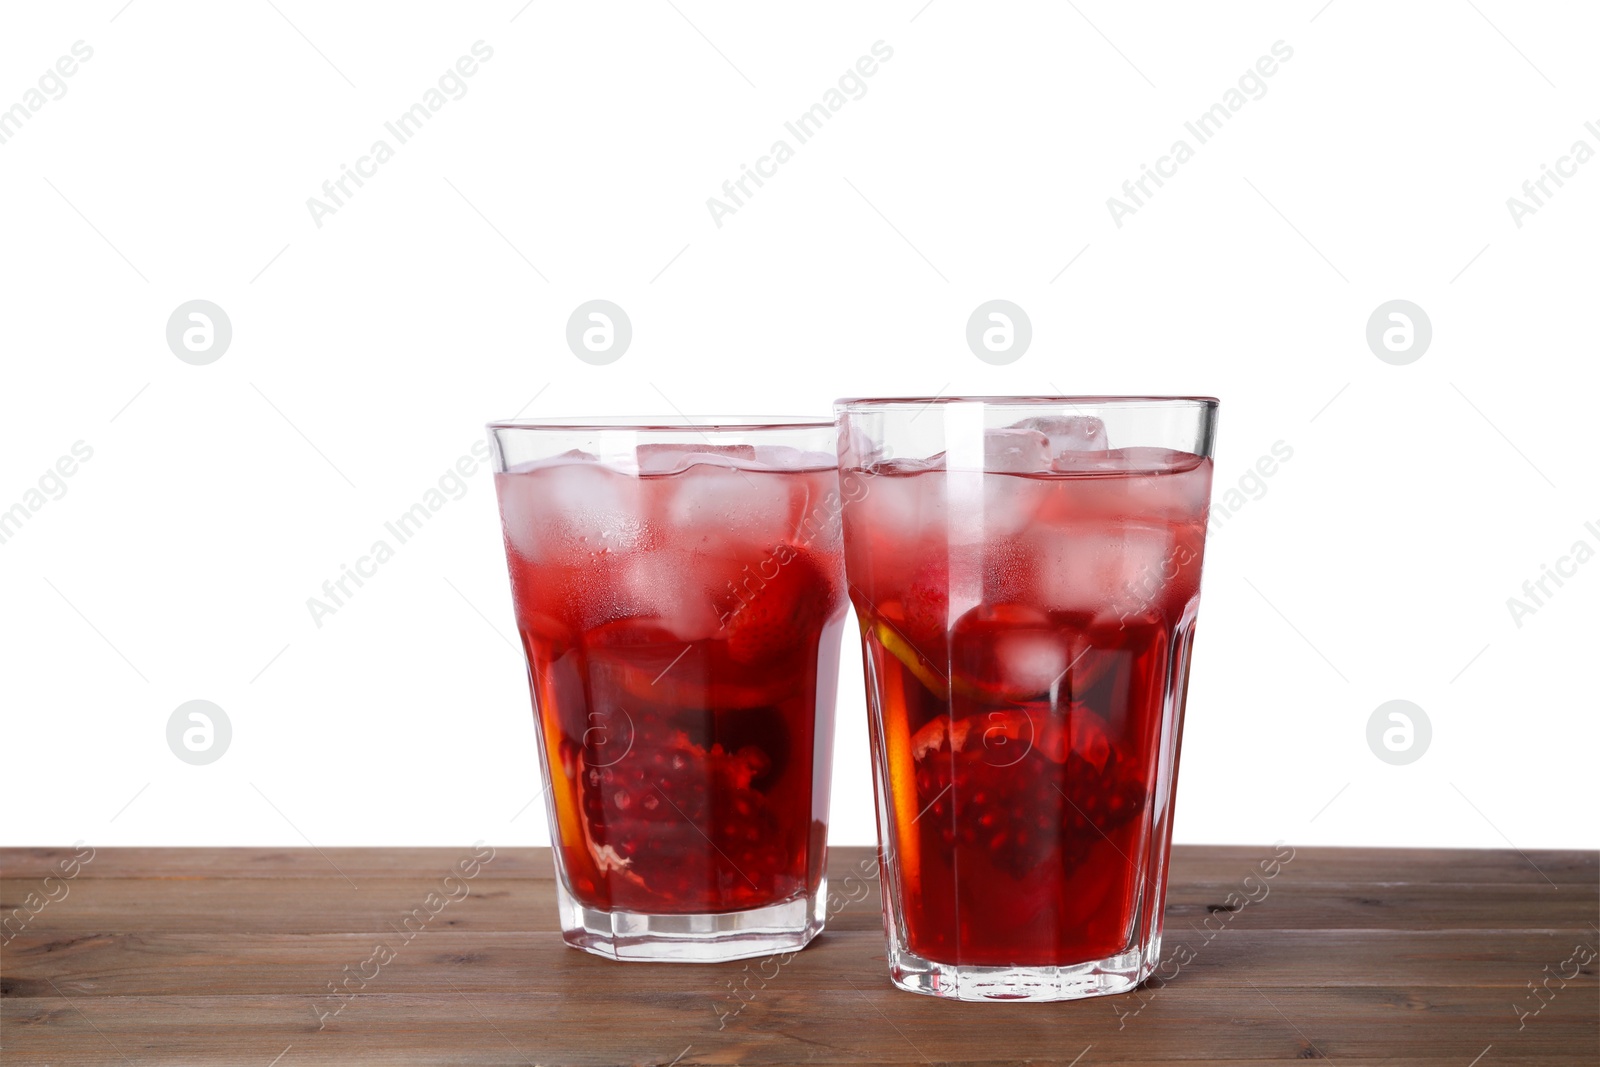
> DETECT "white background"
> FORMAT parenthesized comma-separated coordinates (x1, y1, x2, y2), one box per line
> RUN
(2, 1, 1595, 853)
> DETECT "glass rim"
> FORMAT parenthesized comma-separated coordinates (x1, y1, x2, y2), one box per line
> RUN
(834, 395, 1218, 411)
(487, 415, 836, 432)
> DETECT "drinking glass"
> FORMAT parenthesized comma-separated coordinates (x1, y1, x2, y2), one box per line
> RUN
(835, 397, 1218, 1000)
(489, 417, 849, 961)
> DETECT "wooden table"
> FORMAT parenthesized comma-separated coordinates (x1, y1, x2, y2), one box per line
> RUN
(2, 846, 1595, 1065)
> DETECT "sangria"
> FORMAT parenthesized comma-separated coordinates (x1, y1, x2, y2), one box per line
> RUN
(836, 397, 1217, 1000)
(490, 419, 849, 961)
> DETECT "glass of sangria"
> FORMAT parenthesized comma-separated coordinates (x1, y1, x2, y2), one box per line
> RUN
(835, 396, 1218, 1000)
(488, 417, 850, 961)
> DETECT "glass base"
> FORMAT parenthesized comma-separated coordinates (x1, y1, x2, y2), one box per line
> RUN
(556, 878, 825, 963)
(888, 943, 1151, 1002)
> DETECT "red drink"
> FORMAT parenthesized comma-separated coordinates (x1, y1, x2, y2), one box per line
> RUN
(837, 399, 1216, 1000)
(490, 422, 848, 961)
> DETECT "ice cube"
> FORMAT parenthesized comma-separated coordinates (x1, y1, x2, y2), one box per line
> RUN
(940, 465, 1048, 540)
(663, 462, 798, 552)
(983, 428, 1052, 473)
(496, 456, 644, 563)
(504, 447, 597, 474)
(991, 629, 1071, 698)
(748, 445, 836, 471)
(1011, 415, 1109, 451)
(1104, 451, 1213, 521)
(1164, 457, 1213, 517)
(1033, 522, 1177, 617)
(614, 548, 725, 641)
(854, 470, 946, 545)
(986, 477, 1051, 537)
(876, 453, 948, 474)
(1007, 415, 1111, 471)
(636, 443, 755, 475)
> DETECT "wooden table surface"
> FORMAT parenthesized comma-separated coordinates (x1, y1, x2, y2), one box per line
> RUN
(2, 845, 1596, 1065)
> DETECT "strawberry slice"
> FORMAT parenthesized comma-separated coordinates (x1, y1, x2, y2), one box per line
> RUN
(722, 548, 837, 665)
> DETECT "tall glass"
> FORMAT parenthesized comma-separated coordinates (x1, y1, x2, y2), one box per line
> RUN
(836, 397, 1217, 1000)
(488, 418, 849, 962)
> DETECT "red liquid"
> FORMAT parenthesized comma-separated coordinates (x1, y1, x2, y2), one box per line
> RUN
(496, 455, 846, 915)
(843, 449, 1211, 967)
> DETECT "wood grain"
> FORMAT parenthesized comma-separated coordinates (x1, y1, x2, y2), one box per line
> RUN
(2, 846, 1596, 1065)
